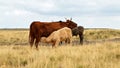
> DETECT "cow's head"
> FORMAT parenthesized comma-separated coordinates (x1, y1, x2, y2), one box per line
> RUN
(65, 18, 77, 29)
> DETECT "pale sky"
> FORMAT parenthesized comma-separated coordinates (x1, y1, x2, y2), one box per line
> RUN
(0, 0, 120, 29)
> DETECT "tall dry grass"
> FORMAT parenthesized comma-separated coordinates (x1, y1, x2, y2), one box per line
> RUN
(84, 29, 120, 41)
(0, 29, 29, 45)
(0, 29, 120, 68)
(0, 42, 120, 68)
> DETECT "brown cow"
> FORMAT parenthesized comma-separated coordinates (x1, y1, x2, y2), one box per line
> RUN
(72, 26, 84, 45)
(41, 27, 72, 47)
(29, 19, 77, 49)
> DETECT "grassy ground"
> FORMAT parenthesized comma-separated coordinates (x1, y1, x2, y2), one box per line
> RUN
(0, 29, 120, 68)
(0, 29, 28, 45)
(0, 28, 120, 45)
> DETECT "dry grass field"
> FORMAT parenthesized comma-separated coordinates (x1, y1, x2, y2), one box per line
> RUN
(0, 28, 120, 68)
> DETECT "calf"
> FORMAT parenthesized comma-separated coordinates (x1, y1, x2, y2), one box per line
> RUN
(72, 26, 84, 45)
(41, 27, 72, 47)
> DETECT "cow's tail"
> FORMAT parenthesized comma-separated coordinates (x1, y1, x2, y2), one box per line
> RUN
(29, 25, 32, 44)
(29, 29, 31, 44)
(29, 22, 34, 44)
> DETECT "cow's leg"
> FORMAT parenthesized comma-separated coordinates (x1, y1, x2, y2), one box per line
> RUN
(30, 36, 35, 48)
(64, 38, 69, 43)
(59, 41, 62, 45)
(79, 33, 84, 45)
(64, 39, 67, 44)
(35, 36, 40, 50)
(52, 41, 56, 48)
(53, 40, 60, 48)
(67, 38, 72, 45)
(35, 39, 40, 50)
(70, 38, 72, 45)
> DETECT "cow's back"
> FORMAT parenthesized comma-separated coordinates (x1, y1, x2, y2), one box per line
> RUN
(30, 21, 64, 37)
